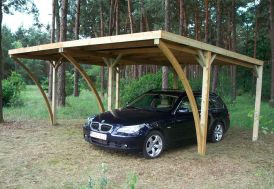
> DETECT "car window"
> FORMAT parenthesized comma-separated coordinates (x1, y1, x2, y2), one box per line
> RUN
(178, 96, 201, 112)
(128, 94, 178, 112)
(210, 97, 225, 109)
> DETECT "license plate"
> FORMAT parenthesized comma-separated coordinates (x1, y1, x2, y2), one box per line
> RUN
(90, 131, 107, 140)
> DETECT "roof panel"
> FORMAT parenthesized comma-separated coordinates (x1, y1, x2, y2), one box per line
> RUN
(8, 30, 264, 68)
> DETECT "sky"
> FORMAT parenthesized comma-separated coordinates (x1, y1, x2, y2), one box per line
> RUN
(3, 0, 52, 32)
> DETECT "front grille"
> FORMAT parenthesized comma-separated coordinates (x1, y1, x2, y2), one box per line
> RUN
(91, 123, 99, 130)
(101, 124, 112, 132)
(90, 122, 113, 133)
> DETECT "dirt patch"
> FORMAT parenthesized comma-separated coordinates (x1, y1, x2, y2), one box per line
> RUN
(0, 120, 273, 189)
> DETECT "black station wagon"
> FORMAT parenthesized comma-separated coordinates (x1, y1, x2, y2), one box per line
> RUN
(83, 90, 230, 158)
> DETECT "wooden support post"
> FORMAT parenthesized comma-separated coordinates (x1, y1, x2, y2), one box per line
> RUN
(107, 64, 113, 111)
(60, 52, 105, 113)
(252, 65, 263, 141)
(104, 55, 122, 111)
(157, 40, 202, 154)
(115, 66, 120, 109)
(12, 57, 54, 125)
(199, 51, 214, 155)
(52, 63, 57, 125)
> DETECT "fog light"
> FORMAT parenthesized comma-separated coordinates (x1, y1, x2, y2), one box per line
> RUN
(123, 144, 128, 148)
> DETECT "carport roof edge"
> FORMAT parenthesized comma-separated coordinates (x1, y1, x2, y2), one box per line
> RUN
(8, 30, 264, 67)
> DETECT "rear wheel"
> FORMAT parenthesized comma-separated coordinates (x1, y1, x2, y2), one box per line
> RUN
(143, 131, 164, 159)
(209, 123, 224, 143)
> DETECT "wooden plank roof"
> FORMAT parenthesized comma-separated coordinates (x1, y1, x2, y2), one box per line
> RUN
(8, 30, 264, 69)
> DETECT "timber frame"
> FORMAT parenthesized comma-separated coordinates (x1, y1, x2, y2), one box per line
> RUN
(8, 30, 264, 155)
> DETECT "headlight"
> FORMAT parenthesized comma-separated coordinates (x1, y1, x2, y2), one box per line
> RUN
(116, 124, 145, 134)
(86, 116, 95, 125)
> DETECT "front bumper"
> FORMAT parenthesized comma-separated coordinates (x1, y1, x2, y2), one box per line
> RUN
(83, 125, 145, 152)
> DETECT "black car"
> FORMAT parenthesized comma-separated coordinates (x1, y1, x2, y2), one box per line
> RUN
(83, 90, 230, 158)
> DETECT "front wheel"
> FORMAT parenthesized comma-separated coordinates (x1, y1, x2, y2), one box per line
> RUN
(143, 131, 165, 159)
(209, 123, 224, 143)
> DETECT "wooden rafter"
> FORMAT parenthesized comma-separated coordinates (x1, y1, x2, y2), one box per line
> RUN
(158, 40, 202, 153)
(60, 52, 105, 113)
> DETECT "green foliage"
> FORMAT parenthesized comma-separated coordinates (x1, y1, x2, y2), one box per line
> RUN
(79, 163, 138, 189)
(228, 94, 274, 132)
(127, 172, 138, 189)
(2, 72, 26, 106)
(120, 72, 162, 106)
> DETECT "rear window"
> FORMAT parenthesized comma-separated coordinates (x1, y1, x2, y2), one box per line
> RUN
(210, 97, 225, 109)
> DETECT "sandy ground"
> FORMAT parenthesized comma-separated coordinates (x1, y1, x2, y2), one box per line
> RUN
(0, 120, 273, 189)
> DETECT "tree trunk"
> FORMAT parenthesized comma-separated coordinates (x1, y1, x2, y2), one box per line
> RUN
(48, 0, 56, 100)
(162, 0, 170, 89)
(179, 0, 187, 36)
(269, 0, 274, 106)
(0, 0, 4, 123)
(127, 0, 137, 79)
(56, 0, 60, 42)
(109, 0, 115, 36)
(212, 0, 221, 93)
(204, 0, 209, 42)
(127, 0, 134, 34)
(231, 0, 237, 101)
(115, 0, 119, 35)
(57, 0, 68, 106)
(100, 0, 105, 98)
(253, 2, 258, 58)
(138, 0, 145, 77)
(73, 0, 80, 97)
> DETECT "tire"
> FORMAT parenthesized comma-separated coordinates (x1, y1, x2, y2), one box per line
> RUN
(209, 122, 224, 143)
(143, 131, 165, 159)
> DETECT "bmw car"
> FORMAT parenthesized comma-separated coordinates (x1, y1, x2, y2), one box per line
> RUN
(83, 90, 230, 158)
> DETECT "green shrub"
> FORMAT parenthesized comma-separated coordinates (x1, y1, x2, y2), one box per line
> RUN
(80, 163, 138, 189)
(120, 71, 205, 106)
(120, 72, 162, 106)
(2, 72, 26, 106)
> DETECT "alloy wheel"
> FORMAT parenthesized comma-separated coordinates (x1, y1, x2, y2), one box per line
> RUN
(145, 134, 163, 158)
(213, 124, 223, 142)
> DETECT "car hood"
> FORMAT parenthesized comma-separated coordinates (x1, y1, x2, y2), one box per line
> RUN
(93, 108, 171, 126)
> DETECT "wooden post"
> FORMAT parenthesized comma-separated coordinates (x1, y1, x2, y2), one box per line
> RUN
(199, 51, 214, 155)
(252, 65, 263, 141)
(115, 66, 120, 109)
(52, 64, 57, 125)
(108, 64, 113, 111)
(105, 55, 122, 111)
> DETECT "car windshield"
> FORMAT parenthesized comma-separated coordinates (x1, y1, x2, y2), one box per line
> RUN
(127, 93, 178, 112)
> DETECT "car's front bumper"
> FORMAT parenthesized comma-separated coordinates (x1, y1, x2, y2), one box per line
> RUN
(83, 125, 145, 152)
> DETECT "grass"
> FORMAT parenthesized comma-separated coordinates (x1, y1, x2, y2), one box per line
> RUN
(4, 85, 107, 121)
(4, 85, 274, 133)
(226, 94, 274, 133)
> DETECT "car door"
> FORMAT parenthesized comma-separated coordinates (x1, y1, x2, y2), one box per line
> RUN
(171, 97, 196, 141)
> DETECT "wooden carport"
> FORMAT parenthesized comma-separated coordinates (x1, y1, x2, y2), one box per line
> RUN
(8, 30, 264, 155)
